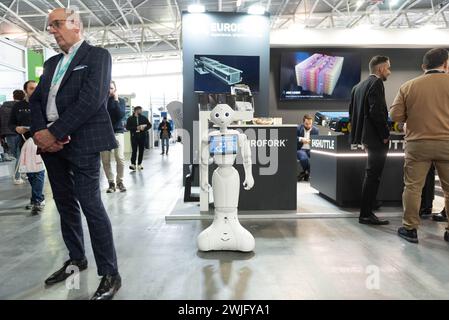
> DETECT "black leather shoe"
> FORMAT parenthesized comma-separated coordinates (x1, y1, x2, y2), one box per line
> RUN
(432, 208, 447, 222)
(398, 227, 418, 243)
(444, 231, 449, 243)
(359, 214, 390, 225)
(45, 258, 88, 285)
(419, 207, 433, 218)
(91, 274, 121, 300)
(303, 171, 310, 182)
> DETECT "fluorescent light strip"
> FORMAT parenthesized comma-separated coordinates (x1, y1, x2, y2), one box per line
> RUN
(311, 150, 405, 158)
(248, 4, 265, 15)
(187, 4, 205, 13)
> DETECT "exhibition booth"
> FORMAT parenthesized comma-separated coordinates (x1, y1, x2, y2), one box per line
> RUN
(166, 9, 447, 221)
(0, 10, 443, 219)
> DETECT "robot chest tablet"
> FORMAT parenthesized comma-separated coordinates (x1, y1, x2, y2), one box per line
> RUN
(209, 134, 239, 157)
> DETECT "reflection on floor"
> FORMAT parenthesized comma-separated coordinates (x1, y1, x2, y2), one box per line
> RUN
(0, 143, 448, 300)
(169, 174, 444, 220)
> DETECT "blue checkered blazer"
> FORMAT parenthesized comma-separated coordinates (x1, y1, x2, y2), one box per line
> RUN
(30, 41, 117, 154)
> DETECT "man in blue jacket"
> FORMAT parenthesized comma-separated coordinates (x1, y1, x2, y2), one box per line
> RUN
(297, 114, 319, 181)
(30, 8, 120, 300)
(101, 81, 127, 193)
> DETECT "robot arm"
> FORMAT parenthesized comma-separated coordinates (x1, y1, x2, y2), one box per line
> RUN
(200, 134, 213, 192)
(239, 133, 254, 190)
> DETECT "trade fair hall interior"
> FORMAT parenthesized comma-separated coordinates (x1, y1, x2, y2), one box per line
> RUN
(1, 0, 449, 300)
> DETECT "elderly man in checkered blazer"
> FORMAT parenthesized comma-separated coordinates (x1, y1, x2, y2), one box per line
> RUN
(30, 7, 121, 300)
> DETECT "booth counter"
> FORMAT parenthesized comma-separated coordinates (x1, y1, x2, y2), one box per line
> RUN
(200, 121, 298, 212)
(310, 133, 405, 206)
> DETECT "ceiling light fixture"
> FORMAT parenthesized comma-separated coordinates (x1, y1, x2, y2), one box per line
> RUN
(248, 4, 265, 15)
(389, 0, 398, 6)
(420, 23, 438, 30)
(188, 3, 205, 13)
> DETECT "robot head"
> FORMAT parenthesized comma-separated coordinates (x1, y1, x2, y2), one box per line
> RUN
(209, 104, 235, 128)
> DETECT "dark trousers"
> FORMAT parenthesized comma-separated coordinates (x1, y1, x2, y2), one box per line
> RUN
(27, 170, 45, 204)
(161, 137, 170, 154)
(360, 144, 388, 217)
(297, 149, 311, 172)
(42, 149, 118, 276)
(421, 165, 435, 210)
(6, 135, 21, 180)
(131, 134, 146, 165)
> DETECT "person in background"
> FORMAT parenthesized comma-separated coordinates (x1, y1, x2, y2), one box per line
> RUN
(100, 81, 127, 193)
(0, 90, 26, 183)
(9, 81, 45, 215)
(0, 141, 4, 162)
(158, 117, 172, 155)
(390, 48, 449, 244)
(126, 106, 151, 170)
(297, 114, 319, 181)
(30, 8, 121, 299)
(349, 55, 392, 226)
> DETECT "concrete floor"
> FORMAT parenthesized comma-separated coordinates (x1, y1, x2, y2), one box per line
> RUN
(0, 143, 448, 300)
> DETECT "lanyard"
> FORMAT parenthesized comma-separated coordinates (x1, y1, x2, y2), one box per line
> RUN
(51, 46, 80, 86)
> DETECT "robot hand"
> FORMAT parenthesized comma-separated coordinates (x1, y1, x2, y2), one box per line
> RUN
(243, 175, 254, 190)
(201, 181, 211, 192)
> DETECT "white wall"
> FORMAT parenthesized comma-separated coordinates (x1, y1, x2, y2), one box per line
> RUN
(0, 38, 27, 102)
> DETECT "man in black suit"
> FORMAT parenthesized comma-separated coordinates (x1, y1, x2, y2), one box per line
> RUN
(30, 8, 120, 300)
(297, 114, 319, 181)
(126, 106, 151, 170)
(349, 56, 391, 225)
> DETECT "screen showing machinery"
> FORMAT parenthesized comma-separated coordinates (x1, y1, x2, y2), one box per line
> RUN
(194, 55, 260, 93)
(314, 111, 402, 134)
(315, 111, 350, 133)
(209, 135, 238, 156)
(279, 51, 361, 101)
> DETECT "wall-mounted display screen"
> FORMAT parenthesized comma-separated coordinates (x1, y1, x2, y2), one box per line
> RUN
(194, 54, 260, 93)
(279, 51, 361, 101)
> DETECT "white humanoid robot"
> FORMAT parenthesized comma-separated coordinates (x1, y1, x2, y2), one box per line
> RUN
(198, 103, 255, 252)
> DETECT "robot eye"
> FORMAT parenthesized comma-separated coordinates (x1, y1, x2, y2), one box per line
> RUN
(225, 112, 230, 117)
(215, 113, 220, 118)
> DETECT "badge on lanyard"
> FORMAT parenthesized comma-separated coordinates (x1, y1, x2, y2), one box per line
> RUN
(51, 46, 80, 89)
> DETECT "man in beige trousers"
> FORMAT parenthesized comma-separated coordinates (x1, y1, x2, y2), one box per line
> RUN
(101, 81, 127, 193)
(390, 48, 449, 244)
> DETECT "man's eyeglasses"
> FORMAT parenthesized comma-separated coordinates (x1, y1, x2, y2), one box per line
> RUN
(46, 19, 73, 31)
